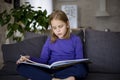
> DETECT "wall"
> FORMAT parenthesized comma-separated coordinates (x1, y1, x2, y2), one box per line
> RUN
(0, 0, 13, 67)
(95, 0, 120, 31)
(54, 0, 120, 31)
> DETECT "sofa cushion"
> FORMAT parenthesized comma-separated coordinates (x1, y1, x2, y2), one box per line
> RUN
(1, 35, 47, 75)
(2, 35, 47, 63)
(24, 31, 50, 40)
(85, 73, 120, 80)
(1, 43, 21, 63)
(71, 29, 84, 43)
(85, 29, 120, 73)
(24, 29, 84, 41)
(18, 35, 47, 58)
(0, 62, 18, 75)
(0, 75, 27, 80)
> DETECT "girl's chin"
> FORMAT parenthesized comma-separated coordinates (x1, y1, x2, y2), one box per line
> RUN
(57, 36, 64, 39)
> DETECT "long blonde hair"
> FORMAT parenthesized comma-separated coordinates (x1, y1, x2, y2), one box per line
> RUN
(49, 10, 70, 43)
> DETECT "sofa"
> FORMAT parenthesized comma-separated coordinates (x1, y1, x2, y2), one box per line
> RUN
(0, 28, 120, 80)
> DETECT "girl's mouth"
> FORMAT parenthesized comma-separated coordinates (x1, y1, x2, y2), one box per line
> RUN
(57, 33, 62, 36)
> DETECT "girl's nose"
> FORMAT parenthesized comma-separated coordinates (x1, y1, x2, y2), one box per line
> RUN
(56, 28, 60, 32)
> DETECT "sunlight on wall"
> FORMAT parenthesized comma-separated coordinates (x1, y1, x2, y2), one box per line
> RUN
(20, 0, 53, 15)
(20, 0, 53, 31)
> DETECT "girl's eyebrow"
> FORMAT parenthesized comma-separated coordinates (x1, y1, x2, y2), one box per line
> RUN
(52, 24, 64, 28)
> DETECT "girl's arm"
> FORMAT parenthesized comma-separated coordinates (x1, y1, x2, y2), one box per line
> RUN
(30, 37, 51, 64)
(74, 36, 84, 59)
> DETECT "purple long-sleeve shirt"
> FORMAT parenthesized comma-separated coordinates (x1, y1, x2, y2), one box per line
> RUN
(30, 34, 83, 65)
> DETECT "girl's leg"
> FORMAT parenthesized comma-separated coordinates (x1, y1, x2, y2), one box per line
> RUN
(53, 64, 87, 79)
(16, 64, 52, 80)
(52, 76, 75, 80)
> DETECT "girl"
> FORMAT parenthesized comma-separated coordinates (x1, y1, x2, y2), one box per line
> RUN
(16, 10, 87, 80)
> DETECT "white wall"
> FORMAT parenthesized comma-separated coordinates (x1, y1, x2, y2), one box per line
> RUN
(20, 0, 53, 15)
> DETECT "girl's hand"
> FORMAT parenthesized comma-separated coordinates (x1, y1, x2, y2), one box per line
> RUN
(16, 55, 30, 64)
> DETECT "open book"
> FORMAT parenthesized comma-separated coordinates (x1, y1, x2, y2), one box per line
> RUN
(20, 58, 90, 69)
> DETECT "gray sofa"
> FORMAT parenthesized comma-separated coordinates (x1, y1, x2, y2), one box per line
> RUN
(0, 28, 120, 80)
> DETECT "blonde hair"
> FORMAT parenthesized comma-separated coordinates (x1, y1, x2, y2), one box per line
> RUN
(49, 10, 70, 43)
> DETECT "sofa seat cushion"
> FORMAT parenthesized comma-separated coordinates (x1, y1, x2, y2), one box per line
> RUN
(0, 62, 18, 75)
(85, 29, 120, 73)
(85, 73, 120, 80)
(0, 75, 27, 80)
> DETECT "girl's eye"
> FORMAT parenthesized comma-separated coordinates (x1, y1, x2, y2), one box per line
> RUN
(52, 24, 65, 30)
(59, 25, 63, 28)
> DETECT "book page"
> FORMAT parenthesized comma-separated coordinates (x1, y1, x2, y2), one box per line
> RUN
(20, 59, 51, 68)
(50, 58, 89, 68)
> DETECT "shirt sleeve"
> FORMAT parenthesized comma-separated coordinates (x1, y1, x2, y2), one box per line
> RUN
(30, 37, 51, 64)
(74, 36, 83, 59)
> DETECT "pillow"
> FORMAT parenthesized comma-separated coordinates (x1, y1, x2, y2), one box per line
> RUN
(85, 28, 120, 73)
(2, 43, 21, 63)
(18, 35, 48, 58)
(2, 35, 47, 63)
(1, 35, 47, 75)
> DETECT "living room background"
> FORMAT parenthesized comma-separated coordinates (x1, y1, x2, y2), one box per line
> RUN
(0, 0, 120, 68)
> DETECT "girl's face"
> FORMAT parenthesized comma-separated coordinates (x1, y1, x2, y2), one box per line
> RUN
(51, 19, 68, 39)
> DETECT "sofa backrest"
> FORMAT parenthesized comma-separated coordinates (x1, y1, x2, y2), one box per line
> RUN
(1, 29, 84, 63)
(84, 28, 120, 73)
(1, 35, 48, 63)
